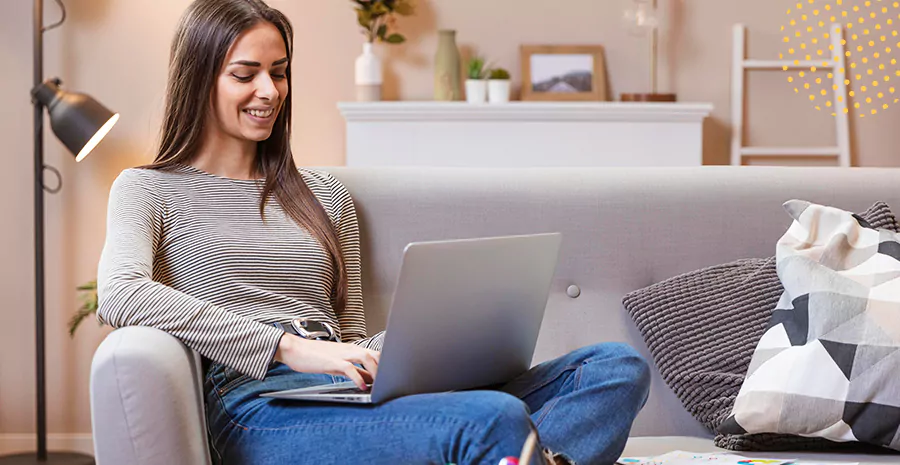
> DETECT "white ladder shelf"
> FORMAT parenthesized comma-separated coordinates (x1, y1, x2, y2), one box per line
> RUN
(731, 23, 851, 166)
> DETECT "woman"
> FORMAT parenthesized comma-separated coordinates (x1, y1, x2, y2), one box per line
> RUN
(96, 1, 650, 464)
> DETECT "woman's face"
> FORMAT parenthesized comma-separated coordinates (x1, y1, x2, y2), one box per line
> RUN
(210, 21, 289, 143)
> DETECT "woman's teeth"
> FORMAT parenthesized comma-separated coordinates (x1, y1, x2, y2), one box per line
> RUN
(245, 108, 274, 118)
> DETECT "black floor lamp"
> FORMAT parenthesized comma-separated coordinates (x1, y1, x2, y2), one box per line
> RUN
(0, 0, 118, 464)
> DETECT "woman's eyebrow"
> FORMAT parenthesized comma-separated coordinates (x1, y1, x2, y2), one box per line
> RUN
(228, 57, 288, 67)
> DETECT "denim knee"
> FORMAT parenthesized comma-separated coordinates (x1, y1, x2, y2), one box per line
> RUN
(602, 342, 649, 369)
(454, 391, 536, 461)
(582, 342, 651, 398)
(616, 343, 651, 392)
(460, 391, 531, 427)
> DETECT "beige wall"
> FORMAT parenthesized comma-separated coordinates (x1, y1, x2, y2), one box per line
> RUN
(1, 0, 899, 437)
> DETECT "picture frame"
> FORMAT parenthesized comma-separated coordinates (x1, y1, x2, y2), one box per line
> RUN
(520, 45, 608, 101)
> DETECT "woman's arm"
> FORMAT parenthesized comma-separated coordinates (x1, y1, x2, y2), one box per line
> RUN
(321, 172, 370, 342)
(96, 169, 284, 380)
(317, 171, 386, 351)
(349, 331, 385, 351)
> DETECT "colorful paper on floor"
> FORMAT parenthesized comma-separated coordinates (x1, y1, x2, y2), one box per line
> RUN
(615, 450, 801, 465)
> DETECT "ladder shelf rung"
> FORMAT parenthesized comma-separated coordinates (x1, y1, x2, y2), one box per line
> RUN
(743, 60, 835, 70)
(740, 147, 841, 156)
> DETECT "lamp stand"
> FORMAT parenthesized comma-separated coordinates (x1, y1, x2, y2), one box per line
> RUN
(0, 0, 96, 462)
(620, 0, 677, 102)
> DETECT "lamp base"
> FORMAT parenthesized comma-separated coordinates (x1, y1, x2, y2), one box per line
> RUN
(620, 92, 677, 102)
(0, 452, 94, 464)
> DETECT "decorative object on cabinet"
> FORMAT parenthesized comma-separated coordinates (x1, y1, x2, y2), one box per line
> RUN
(520, 45, 608, 101)
(434, 29, 462, 101)
(621, 0, 677, 102)
(465, 56, 489, 103)
(488, 67, 511, 104)
(350, 0, 415, 101)
(355, 43, 383, 102)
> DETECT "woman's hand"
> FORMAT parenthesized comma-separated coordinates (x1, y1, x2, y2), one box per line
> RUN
(274, 334, 380, 391)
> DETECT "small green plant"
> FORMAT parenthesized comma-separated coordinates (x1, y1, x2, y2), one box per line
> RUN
(69, 280, 99, 337)
(489, 67, 510, 80)
(466, 56, 488, 80)
(352, 0, 415, 44)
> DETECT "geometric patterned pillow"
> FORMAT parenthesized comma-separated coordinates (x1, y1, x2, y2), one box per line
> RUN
(624, 202, 897, 452)
(719, 200, 900, 451)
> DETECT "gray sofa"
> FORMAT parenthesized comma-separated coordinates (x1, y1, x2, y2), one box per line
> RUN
(90, 167, 900, 464)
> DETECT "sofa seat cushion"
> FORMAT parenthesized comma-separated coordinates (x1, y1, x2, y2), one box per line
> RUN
(622, 437, 900, 464)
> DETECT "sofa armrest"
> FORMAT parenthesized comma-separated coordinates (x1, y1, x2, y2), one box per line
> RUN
(90, 326, 211, 465)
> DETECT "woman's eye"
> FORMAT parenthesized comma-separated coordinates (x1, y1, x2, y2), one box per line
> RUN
(231, 73, 253, 82)
(271, 73, 286, 80)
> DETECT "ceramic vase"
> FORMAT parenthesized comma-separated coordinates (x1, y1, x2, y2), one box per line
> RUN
(355, 42, 382, 101)
(434, 30, 461, 101)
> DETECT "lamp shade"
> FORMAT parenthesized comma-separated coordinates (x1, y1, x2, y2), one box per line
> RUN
(31, 78, 119, 162)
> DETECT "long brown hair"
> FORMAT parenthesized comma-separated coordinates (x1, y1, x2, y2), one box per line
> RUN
(137, 0, 349, 314)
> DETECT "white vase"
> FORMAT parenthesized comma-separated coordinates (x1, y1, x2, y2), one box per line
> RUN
(488, 80, 511, 103)
(355, 42, 382, 102)
(465, 79, 487, 103)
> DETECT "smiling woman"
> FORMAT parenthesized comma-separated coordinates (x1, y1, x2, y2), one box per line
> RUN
(131, 0, 350, 288)
(93, 1, 651, 465)
(215, 25, 289, 147)
(114, 0, 356, 363)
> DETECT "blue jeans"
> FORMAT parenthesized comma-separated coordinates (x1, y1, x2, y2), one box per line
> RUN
(204, 342, 650, 465)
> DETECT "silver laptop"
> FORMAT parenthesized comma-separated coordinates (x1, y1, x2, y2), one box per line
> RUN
(260, 232, 562, 404)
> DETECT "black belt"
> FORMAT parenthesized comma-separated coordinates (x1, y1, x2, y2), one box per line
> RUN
(272, 318, 340, 342)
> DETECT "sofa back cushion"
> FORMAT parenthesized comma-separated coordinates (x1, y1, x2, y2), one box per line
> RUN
(326, 167, 900, 437)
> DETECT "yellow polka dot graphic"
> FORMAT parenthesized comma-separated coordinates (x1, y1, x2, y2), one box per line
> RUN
(782, 0, 899, 117)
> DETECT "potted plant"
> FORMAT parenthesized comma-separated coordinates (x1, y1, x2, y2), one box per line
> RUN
(488, 67, 511, 103)
(69, 280, 98, 337)
(351, 0, 415, 101)
(465, 56, 489, 103)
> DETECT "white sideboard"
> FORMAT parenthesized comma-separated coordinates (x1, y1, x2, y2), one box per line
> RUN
(338, 102, 713, 167)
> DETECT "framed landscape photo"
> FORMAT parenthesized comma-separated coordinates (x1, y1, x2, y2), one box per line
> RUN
(520, 45, 608, 101)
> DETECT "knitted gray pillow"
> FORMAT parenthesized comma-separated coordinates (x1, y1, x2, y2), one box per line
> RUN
(623, 202, 899, 452)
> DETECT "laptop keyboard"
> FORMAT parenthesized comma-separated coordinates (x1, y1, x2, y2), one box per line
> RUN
(325, 385, 372, 395)
(327, 387, 369, 395)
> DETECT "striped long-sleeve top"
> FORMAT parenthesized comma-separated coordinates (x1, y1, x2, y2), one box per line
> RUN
(96, 163, 383, 380)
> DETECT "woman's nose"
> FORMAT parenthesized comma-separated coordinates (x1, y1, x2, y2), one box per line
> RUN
(255, 74, 279, 101)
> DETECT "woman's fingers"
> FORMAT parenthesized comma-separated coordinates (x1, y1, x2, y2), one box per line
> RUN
(282, 339, 382, 391)
(343, 363, 368, 391)
(354, 350, 379, 380)
(356, 365, 375, 385)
